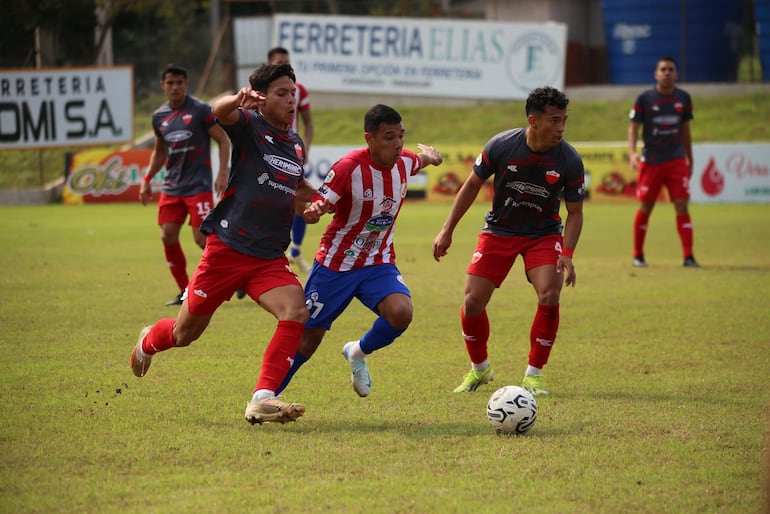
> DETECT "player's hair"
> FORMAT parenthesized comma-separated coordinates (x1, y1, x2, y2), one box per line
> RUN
(248, 63, 296, 92)
(161, 64, 187, 81)
(525, 86, 568, 115)
(364, 104, 402, 133)
(267, 46, 290, 61)
(658, 55, 679, 68)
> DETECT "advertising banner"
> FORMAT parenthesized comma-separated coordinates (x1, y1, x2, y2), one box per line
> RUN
(690, 143, 770, 203)
(63, 143, 769, 205)
(233, 14, 566, 100)
(0, 66, 133, 149)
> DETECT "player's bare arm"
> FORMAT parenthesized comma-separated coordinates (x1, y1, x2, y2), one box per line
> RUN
(209, 124, 230, 196)
(140, 137, 167, 205)
(212, 88, 262, 125)
(628, 122, 641, 170)
(433, 171, 484, 262)
(558, 200, 584, 287)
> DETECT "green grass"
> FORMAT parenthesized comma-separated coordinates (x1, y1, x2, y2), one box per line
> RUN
(2, 90, 769, 190)
(1, 201, 769, 513)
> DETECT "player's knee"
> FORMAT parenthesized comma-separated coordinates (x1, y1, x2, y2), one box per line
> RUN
(386, 305, 413, 330)
(537, 289, 561, 305)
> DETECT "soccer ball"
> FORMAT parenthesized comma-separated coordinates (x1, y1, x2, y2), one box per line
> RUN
(486, 385, 538, 435)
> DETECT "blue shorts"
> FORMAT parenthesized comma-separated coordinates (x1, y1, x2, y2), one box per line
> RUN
(304, 261, 411, 330)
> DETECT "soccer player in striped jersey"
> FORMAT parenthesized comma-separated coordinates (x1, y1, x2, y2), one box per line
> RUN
(275, 104, 443, 398)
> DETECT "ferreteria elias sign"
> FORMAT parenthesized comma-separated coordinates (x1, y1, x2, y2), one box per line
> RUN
(272, 14, 566, 100)
(0, 66, 133, 149)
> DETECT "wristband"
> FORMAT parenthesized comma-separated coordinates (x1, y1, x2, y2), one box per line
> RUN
(142, 174, 152, 183)
(563, 247, 574, 258)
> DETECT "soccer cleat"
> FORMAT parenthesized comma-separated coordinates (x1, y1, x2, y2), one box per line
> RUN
(289, 255, 311, 273)
(453, 367, 494, 393)
(130, 326, 153, 377)
(632, 255, 648, 268)
(522, 374, 549, 397)
(683, 255, 700, 268)
(235, 289, 247, 300)
(244, 397, 305, 425)
(165, 292, 184, 306)
(342, 341, 371, 397)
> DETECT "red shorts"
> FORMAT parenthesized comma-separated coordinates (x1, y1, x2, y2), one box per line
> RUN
(186, 233, 302, 316)
(637, 158, 690, 203)
(157, 191, 215, 228)
(467, 232, 564, 287)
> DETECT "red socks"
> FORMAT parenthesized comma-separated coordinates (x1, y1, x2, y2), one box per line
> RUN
(164, 242, 188, 292)
(676, 214, 694, 257)
(460, 308, 490, 364)
(254, 320, 305, 393)
(633, 210, 649, 257)
(141, 318, 177, 355)
(528, 304, 559, 369)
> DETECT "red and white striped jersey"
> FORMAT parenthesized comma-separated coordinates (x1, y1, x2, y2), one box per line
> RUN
(313, 147, 422, 272)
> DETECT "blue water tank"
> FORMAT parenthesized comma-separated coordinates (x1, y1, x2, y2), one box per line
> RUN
(757, 0, 770, 81)
(602, 0, 744, 83)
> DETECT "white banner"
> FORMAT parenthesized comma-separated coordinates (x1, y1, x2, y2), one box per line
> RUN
(263, 14, 565, 100)
(691, 143, 770, 203)
(0, 66, 133, 149)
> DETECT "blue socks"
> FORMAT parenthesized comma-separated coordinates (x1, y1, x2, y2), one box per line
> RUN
(360, 317, 406, 354)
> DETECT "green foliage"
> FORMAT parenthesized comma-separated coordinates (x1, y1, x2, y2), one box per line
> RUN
(0, 202, 768, 513)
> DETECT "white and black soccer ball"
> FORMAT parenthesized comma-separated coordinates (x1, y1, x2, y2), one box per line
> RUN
(486, 385, 538, 435)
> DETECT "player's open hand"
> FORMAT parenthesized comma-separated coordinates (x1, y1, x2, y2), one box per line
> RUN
(417, 144, 443, 167)
(239, 87, 264, 110)
(139, 180, 152, 206)
(432, 229, 452, 262)
(303, 199, 332, 224)
(557, 254, 577, 287)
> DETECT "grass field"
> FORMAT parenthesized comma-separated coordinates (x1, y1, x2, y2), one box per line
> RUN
(1, 201, 769, 513)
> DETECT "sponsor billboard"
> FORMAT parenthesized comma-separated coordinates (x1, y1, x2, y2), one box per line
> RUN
(0, 66, 133, 149)
(235, 15, 566, 100)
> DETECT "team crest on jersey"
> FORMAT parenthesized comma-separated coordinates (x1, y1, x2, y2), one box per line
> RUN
(545, 170, 560, 184)
(295, 143, 304, 161)
(380, 196, 396, 212)
(674, 102, 684, 112)
(182, 113, 192, 125)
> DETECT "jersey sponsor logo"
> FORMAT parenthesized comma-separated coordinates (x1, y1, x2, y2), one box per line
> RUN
(506, 180, 549, 197)
(652, 114, 680, 125)
(504, 197, 543, 212)
(545, 170, 560, 184)
(165, 130, 193, 143)
(263, 154, 303, 176)
(364, 214, 394, 232)
(353, 234, 383, 251)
